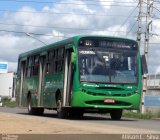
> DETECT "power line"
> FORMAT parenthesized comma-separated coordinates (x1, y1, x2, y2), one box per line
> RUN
(26, 32, 47, 45)
(153, 0, 160, 3)
(0, 29, 159, 44)
(143, 0, 160, 13)
(152, 15, 160, 19)
(0, 29, 67, 37)
(126, 20, 137, 35)
(0, 0, 138, 7)
(153, 5, 160, 12)
(113, 3, 139, 36)
(150, 32, 160, 37)
(0, 28, 138, 37)
(1, 0, 138, 4)
(82, 0, 137, 2)
(0, 9, 138, 17)
(141, 42, 160, 45)
(0, 22, 135, 33)
(145, 42, 160, 44)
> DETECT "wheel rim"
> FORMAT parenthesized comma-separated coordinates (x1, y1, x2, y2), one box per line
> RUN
(28, 101, 31, 112)
(28, 98, 32, 113)
(57, 100, 62, 114)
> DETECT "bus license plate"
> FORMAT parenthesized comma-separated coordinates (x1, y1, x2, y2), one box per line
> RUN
(104, 99, 115, 103)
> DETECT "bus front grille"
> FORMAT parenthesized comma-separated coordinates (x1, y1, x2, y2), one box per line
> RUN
(86, 91, 134, 97)
(85, 100, 131, 106)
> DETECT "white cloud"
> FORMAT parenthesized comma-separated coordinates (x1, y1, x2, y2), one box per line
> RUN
(156, 67, 160, 74)
(8, 62, 18, 72)
(92, 25, 127, 37)
(99, 0, 114, 9)
(0, 0, 159, 74)
(0, 34, 44, 63)
(153, 20, 160, 29)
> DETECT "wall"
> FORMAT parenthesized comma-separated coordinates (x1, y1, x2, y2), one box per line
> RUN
(0, 72, 14, 97)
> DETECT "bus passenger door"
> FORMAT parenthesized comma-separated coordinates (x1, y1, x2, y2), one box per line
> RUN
(63, 49, 74, 106)
(38, 55, 46, 106)
(19, 60, 26, 106)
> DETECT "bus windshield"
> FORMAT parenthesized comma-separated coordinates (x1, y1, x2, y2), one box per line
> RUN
(79, 49, 137, 84)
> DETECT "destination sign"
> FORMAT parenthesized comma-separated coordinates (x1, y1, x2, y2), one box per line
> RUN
(78, 37, 138, 50)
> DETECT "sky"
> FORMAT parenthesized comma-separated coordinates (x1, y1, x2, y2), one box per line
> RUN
(0, 0, 160, 74)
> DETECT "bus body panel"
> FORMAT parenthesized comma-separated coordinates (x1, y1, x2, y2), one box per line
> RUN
(22, 76, 39, 107)
(42, 73, 64, 108)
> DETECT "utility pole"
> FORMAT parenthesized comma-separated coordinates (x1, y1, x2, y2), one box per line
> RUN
(137, 0, 143, 47)
(144, 0, 153, 62)
(142, 0, 153, 113)
(137, 0, 153, 113)
(137, 0, 144, 113)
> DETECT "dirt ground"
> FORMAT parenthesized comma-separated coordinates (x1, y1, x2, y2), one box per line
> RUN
(0, 112, 159, 134)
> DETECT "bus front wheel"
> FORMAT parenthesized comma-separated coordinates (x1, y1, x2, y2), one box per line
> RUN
(110, 109, 123, 120)
(69, 109, 84, 118)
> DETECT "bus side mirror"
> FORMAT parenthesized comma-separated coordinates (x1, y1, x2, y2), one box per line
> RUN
(141, 55, 148, 75)
(71, 52, 77, 64)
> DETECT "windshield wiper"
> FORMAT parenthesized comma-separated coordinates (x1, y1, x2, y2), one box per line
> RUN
(90, 47, 108, 71)
(90, 47, 112, 82)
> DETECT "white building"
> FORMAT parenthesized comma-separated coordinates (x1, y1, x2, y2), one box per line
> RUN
(147, 74, 160, 89)
(0, 72, 15, 97)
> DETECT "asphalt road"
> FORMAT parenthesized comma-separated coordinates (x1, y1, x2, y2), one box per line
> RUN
(0, 107, 160, 133)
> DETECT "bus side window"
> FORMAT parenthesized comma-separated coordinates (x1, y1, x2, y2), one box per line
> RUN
(32, 55, 39, 76)
(26, 57, 32, 78)
(46, 47, 64, 74)
(26, 55, 40, 77)
(54, 47, 65, 73)
(46, 50, 54, 74)
(58, 48, 64, 72)
(46, 63, 50, 74)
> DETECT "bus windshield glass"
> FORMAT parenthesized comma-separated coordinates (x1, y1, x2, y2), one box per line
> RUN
(78, 39, 138, 84)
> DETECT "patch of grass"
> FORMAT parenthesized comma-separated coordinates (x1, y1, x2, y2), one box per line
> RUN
(1, 97, 17, 108)
(157, 111, 160, 117)
(152, 111, 160, 119)
(123, 111, 155, 120)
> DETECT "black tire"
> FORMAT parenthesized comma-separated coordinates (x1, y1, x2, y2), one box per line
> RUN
(28, 101, 35, 115)
(27, 96, 34, 115)
(110, 109, 123, 120)
(56, 97, 68, 119)
(36, 108, 44, 115)
(68, 109, 84, 118)
(27, 96, 44, 115)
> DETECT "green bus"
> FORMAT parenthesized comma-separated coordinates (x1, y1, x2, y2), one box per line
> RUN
(16, 35, 147, 120)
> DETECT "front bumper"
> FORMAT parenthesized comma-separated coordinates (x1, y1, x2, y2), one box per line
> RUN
(71, 91, 141, 110)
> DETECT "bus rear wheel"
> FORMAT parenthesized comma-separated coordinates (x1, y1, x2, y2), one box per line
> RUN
(56, 98, 68, 119)
(110, 109, 123, 120)
(27, 96, 44, 115)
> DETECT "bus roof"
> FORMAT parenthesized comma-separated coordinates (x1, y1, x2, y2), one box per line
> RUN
(18, 35, 137, 59)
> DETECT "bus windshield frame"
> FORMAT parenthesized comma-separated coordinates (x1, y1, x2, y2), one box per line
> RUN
(78, 37, 138, 85)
